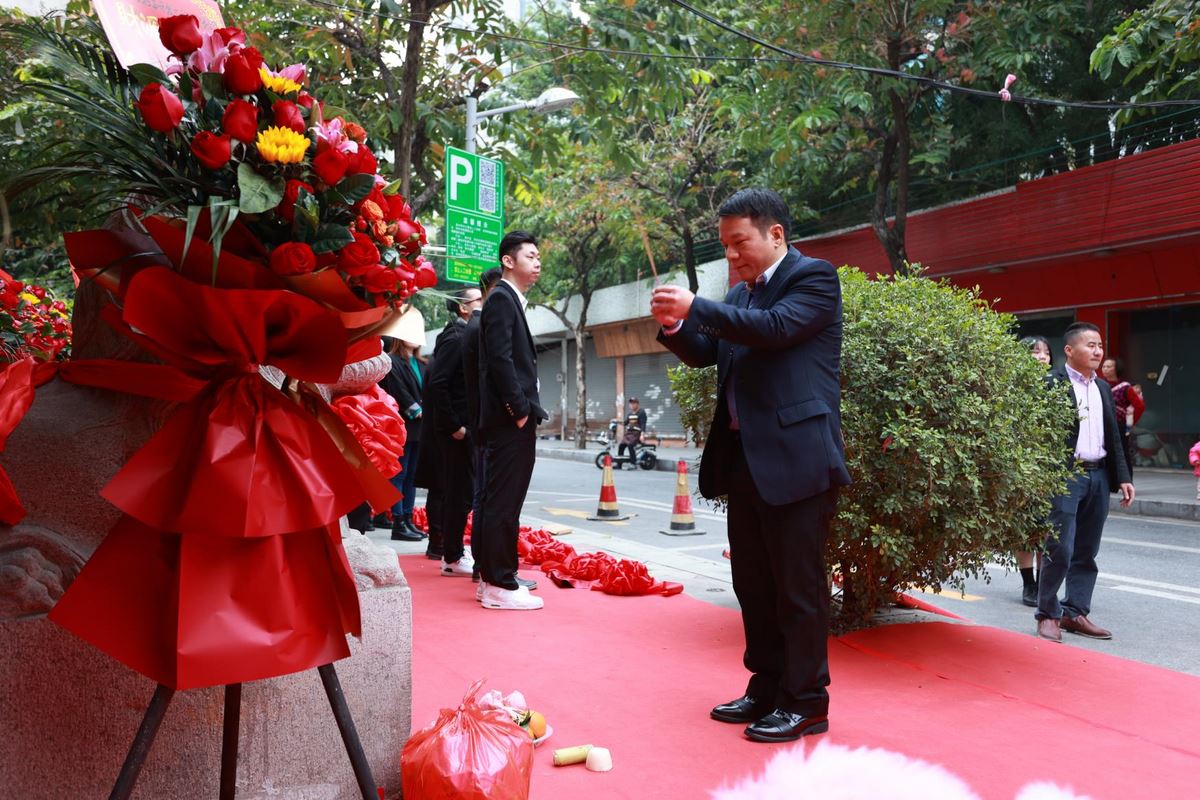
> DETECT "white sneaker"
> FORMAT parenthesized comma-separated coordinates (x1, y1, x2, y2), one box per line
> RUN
(441, 558, 474, 577)
(476, 582, 486, 602)
(480, 583, 544, 610)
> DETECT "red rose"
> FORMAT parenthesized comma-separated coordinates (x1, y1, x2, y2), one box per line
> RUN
(296, 92, 315, 109)
(360, 264, 402, 294)
(394, 217, 427, 255)
(313, 144, 350, 186)
(136, 83, 185, 133)
(347, 146, 377, 176)
(269, 241, 318, 276)
(337, 232, 380, 276)
(222, 98, 259, 142)
(223, 47, 264, 95)
(385, 194, 411, 222)
(157, 15, 203, 56)
(190, 130, 232, 169)
(272, 100, 306, 135)
(278, 179, 314, 222)
(413, 261, 437, 289)
(211, 27, 244, 49)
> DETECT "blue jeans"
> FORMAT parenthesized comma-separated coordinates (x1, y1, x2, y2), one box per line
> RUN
(391, 437, 421, 518)
(1037, 468, 1109, 620)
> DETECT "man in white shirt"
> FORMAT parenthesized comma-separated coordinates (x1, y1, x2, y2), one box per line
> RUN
(1036, 322, 1135, 642)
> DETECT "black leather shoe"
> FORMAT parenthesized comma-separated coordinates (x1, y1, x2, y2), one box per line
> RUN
(1021, 583, 1038, 607)
(710, 695, 772, 724)
(390, 527, 422, 542)
(744, 709, 829, 743)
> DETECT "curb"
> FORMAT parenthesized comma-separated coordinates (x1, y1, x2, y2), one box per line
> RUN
(535, 445, 700, 473)
(538, 446, 1199, 520)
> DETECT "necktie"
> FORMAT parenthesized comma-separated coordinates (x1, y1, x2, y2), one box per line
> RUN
(728, 274, 766, 430)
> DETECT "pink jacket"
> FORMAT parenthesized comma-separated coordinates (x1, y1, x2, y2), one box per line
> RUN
(1189, 441, 1200, 478)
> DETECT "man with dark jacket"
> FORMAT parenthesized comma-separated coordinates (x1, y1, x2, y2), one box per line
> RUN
(652, 188, 851, 743)
(462, 267, 503, 581)
(1036, 321, 1135, 643)
(425, 288, 483, 577)
(477, 232, 547, 611)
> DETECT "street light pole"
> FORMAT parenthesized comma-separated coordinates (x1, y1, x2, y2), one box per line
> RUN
(463, 87, 580, 153)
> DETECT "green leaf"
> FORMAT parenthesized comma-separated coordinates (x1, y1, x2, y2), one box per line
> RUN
(310, 223, 355, 254)
(127, 63, 170, 87)
(180, 204, 203, 267)
(383, 178, 404, 196)
(237, 163, 284, 214)
(291, 188, 319, 241)
(200, 72, 226, 102)
(325, 172, 376, 206)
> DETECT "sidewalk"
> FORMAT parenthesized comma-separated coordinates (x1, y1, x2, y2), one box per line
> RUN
(535, 439, 1200, 521)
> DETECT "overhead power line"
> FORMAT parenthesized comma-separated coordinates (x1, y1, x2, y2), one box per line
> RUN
(665, 0, 1200, 111)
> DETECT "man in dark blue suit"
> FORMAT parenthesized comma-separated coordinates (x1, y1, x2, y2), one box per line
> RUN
(652, 188, 851, 743)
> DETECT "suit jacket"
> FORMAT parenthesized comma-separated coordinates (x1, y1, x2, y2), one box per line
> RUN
(426, 317, 470, 438)
(658, 247, 851, 506)
(462, 310, 483, 434)
(380, 351, 425, 443)
(1048, 364, 1131, 491)
(479, 281, 547, 430)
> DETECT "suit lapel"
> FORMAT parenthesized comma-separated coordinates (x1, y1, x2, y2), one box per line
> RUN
(753, 247, 801, 310)
(498, 281, 536, 351)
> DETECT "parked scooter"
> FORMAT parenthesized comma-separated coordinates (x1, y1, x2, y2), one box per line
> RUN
(593, 418, 657, 470)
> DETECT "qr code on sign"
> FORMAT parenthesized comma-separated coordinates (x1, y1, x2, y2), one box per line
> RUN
(479, 158, 497, 187)
(479, 186, 496, 214)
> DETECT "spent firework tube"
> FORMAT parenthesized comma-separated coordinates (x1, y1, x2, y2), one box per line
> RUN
(552, 744, 593, 766)
(585, 746, 613, 772)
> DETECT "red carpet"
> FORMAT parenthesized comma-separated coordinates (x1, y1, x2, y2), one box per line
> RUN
(403, 555, 1200, 799)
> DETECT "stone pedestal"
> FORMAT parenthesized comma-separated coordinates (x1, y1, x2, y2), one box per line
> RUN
(0, 583, 411, 799)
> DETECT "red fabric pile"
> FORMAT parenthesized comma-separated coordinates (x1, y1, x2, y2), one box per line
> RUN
(518, 527, 683, 597)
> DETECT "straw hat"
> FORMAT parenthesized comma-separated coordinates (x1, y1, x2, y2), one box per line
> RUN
(377, 304, 426, 348)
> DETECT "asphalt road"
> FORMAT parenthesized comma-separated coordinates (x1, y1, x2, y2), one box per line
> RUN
(517, 456, 1200, 677)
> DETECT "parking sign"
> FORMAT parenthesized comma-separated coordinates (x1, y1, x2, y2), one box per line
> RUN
(444, 147, 505, 283)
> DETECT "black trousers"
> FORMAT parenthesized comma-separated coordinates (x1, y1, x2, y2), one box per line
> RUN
(726, 438, 838, 717)
(478, 421, 536, 590)
(438, 434, 475, 564)
(470, 438, 488, 573)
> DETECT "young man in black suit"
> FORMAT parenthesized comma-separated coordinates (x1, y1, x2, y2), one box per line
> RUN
(462, 267, 504, 586)
(477, 232, 548, 610)
(1036, 321, 1135, 642)
(425, 287, 483, 577)
(652, 188, 851, 743)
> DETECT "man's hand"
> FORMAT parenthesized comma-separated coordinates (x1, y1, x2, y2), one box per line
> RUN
(1119, 482, 1135, 507)
(452, 427, 466, 440)
(516, 415, 528, 429)
(651, 285, 695, 328)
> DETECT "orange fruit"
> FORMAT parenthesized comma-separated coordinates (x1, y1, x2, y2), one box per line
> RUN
(528, 710, 547, 739)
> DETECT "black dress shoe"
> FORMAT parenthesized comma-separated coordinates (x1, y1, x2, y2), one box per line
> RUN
(1021, 583, 1038, 607)
(390, 527, 423, 542)
(744, 709, 829, 743)
(710, 695, 772, 724)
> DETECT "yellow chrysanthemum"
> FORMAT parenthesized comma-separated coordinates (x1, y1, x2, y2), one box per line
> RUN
(19, 292, 40, 305)
(259, 68, 302, 95)
(256, 126, 309, 164)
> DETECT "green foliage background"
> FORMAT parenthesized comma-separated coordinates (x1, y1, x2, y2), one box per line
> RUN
(669, 269, 1076, 623)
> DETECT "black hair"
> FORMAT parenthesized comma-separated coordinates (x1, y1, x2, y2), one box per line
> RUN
(1020, 335, 1049, 353)
(1064, 321, 1101, 346)
(478, 266, 503, 293)
(718, 188, 791, 240)
(499, 231, 538, 264)
(445, 286, 481, 315)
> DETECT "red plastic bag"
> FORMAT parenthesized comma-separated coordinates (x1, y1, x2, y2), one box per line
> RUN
(401, 680, 534, 800)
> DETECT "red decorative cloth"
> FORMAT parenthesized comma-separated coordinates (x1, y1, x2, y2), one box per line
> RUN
(0, 358, 57, 525)
(47, 267, 380, 689)
(331, 385, 406, 480)
(517, 527, 683, 598)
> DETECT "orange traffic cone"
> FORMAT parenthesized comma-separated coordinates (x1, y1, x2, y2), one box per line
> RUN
(660, 460, 705, 536)
(587, 453, 631, 521)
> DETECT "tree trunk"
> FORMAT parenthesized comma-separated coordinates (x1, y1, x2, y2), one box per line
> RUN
(573, 325, 587, 449)
(680, 217, 700, 293)
(395, 1, 430, 199)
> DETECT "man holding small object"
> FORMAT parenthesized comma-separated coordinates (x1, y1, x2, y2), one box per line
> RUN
(651, 188, 850, 743)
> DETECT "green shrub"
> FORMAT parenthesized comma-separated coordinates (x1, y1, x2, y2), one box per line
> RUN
(668, 267, 1076, 623)
(667, 361, 718, 447)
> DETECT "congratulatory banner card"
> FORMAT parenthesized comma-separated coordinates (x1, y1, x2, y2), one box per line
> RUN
(93, 0, 224, 69)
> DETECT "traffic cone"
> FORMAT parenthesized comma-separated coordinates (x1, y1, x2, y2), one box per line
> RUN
(660, 460, 705, 536)
(587, 454, 631, 521)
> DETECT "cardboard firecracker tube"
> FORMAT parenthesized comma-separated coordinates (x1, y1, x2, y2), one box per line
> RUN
(553, 744, 594, 766)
